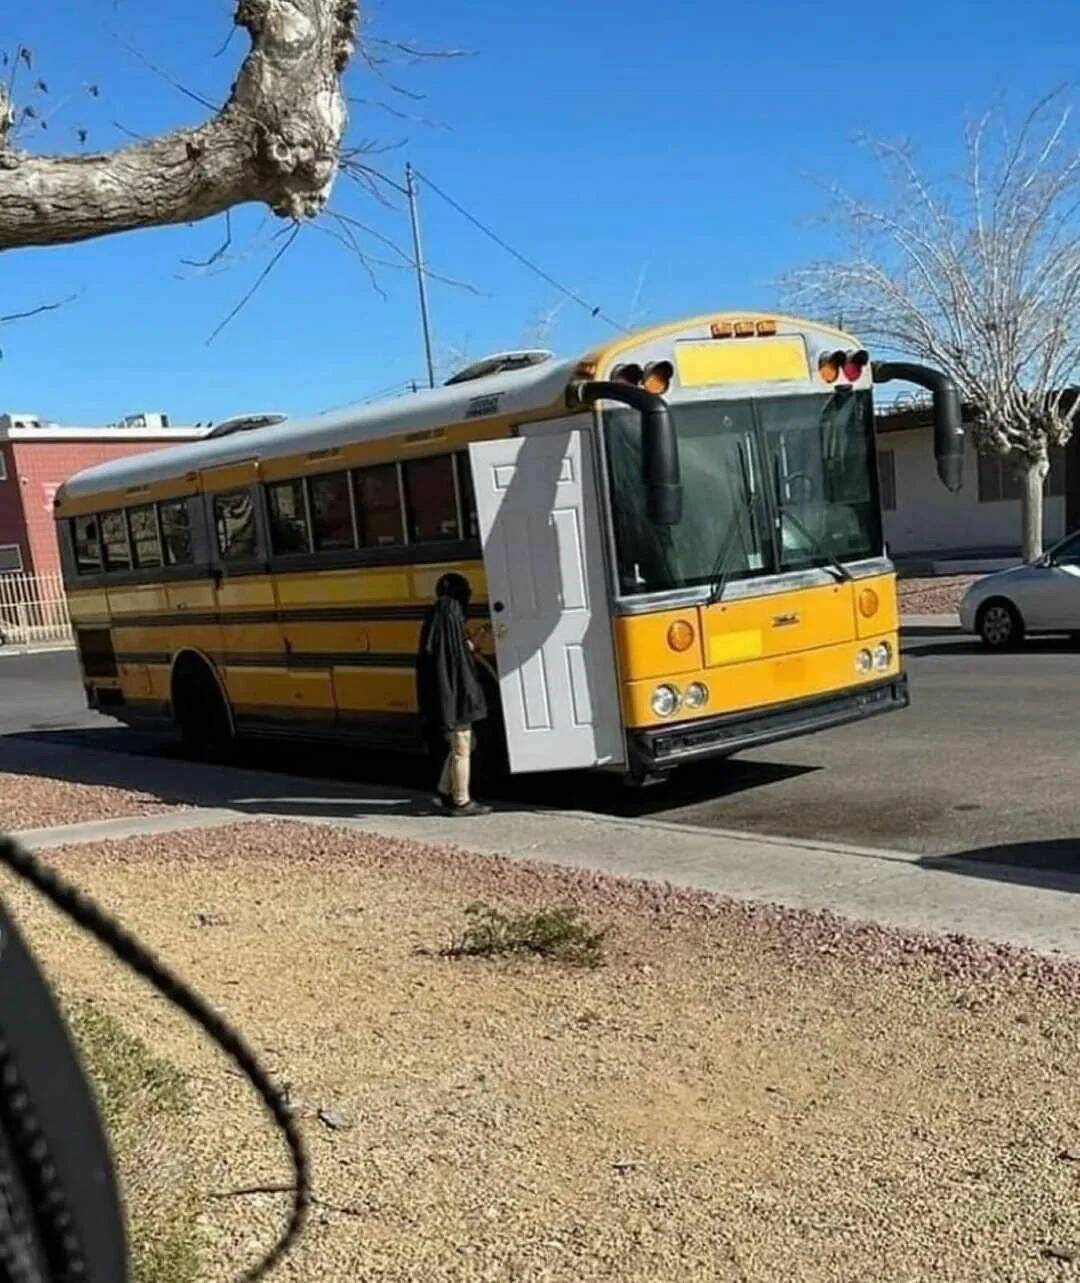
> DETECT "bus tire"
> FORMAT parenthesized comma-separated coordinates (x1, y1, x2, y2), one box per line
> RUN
(171, 653, 233, 759)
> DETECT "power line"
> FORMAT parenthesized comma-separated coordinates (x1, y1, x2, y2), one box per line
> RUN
(410, 167, 629, 333)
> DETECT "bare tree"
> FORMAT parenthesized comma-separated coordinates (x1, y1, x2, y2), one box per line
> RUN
(0, 1, 358, 252)
(785, 90, 1080, 560)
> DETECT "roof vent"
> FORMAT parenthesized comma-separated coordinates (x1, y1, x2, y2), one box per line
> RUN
(205, 412, 288, 440)
(443, 350, 554, 386)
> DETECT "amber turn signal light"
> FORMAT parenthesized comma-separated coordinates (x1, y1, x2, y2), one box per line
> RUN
(858, 588, 880, 618)
(642, 360, 674, 395)
(667, 619, 695, 652)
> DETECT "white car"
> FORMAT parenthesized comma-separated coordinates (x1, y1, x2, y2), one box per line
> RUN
(959, 529, 1080, 648)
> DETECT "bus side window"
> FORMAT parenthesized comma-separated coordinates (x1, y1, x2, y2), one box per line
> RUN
(214, 490, 259, 562)
(128, 504, 163, 569)
(267, 480, 311, 554)
(402, 455, 459, 543)
(354, 463, 404, 547)
(74, 515, 103, 575)
(159, 500, 194, 566)
(455, 452, 479, 540)
(309, 471, 356, 551)
(100, 509, 132, 572)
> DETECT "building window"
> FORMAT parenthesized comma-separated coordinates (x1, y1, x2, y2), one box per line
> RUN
(0, 544, 23, 574)
(403, 454, 460, 543)
(309, 471, 356, 551)
(354, 463, 404, 547)
(877, 449, 897, 512)
(159, 500, 194, 566)
(267, 480, 310, 554)
(128, 504, 163, 569)
(214, 490, 258, 561)
(0, 451, 7, 482)
(100, 510, 132, 572)
(74, 516, 103, 575)
(978, 447, 1066, 502)
(456, 452, 479, 538)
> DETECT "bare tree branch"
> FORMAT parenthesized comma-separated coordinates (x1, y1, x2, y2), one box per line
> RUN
(206, 222, 301, 345)
(782, 88, 1080, 558)
(0, 291, 78, 324)
(0, 0, 359, 252)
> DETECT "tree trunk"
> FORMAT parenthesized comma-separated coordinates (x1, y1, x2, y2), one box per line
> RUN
(0, 0, 357, 251)
(1020, 456, 1049, 562)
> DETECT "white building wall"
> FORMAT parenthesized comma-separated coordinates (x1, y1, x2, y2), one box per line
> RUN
(881, 429, 1066, 556)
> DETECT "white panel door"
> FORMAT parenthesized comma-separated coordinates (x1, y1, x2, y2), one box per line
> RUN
(469, 428, 625, 773)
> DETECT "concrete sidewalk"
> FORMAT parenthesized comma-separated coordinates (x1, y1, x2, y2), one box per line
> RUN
(10, 734, 1078, 960)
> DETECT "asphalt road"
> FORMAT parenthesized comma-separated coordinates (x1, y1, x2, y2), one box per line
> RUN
(2, 632, 1077, 858)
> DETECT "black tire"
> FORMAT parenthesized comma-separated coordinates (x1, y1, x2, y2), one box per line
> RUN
(171, 654, 233, 758)
(976, 599, 1024, 650)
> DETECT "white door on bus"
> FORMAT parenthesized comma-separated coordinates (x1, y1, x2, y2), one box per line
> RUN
(469, 427, 625, 774)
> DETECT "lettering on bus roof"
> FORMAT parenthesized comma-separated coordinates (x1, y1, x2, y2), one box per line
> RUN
(466, 394, 501, 418)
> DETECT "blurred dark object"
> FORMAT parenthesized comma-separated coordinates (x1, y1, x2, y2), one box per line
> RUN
(0, 832, 309, 1281)
(0, 896, 127, 1282)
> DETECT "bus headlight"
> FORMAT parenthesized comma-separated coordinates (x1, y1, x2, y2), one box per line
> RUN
(872, 641, 893, 671)
(651, 684, 681, 717)
(855, 649, 873, 675)
(683, 681, 709, 710)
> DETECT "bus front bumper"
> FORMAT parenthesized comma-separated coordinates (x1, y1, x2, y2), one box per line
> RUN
(627, 674, 910, 775)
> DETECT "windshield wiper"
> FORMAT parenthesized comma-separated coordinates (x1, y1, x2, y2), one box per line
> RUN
(707, 441, 756, 604)
(777, 505, 852, 582)
(706, 513, 747, 604)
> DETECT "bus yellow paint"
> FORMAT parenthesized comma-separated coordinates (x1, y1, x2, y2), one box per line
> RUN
(621, 633, 900, 727)
(674, 338, 809, 387)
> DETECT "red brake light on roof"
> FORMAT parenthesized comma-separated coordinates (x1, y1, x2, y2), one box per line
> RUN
(842, 349, 869, 382)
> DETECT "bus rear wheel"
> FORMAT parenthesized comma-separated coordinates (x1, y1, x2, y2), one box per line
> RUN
(171, 655, 233, 758)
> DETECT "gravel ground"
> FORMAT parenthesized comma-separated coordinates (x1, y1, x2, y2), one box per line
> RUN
(10, 820, 1080, 1282)
(0, 770, 187, 832)
(899, 575, 980, 616)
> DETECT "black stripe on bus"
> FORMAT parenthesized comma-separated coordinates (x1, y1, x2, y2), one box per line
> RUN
(109, 603, 488, 631)
(114, 650, 418, 670)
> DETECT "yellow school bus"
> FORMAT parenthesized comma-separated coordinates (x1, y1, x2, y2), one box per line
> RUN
(54, 313, 962, 782)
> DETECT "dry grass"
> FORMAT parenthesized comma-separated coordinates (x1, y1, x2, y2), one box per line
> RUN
(66, 1001, 200, 1283)
(9, 820, 1080, 1282)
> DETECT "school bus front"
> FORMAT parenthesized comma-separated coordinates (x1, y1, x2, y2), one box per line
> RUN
(573, 311, 961, 779)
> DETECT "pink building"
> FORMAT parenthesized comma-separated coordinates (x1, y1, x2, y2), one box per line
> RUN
(0, 413, 208, 577)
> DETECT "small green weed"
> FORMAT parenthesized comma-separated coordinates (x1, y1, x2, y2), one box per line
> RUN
(443, 901, 608, 967)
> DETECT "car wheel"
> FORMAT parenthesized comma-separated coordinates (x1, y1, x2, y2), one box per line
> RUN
(977, 600, 1024, 649)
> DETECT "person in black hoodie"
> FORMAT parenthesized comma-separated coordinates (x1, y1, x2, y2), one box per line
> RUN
(416, 572, 492, 816)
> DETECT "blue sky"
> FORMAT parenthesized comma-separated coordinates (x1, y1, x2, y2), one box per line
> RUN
(1, 0, 1075, 425)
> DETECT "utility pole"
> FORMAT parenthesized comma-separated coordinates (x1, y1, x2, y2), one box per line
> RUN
(405, 163, 436, 389)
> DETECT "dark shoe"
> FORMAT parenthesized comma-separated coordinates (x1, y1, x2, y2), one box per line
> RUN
(444, 800, 492, 817)
(433, 792, 452, 809)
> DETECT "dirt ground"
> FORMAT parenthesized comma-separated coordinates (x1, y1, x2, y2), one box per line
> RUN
(9, 820, 1080, 1282)
(898, 575, 979, 616)
(0, 769, 187, 831)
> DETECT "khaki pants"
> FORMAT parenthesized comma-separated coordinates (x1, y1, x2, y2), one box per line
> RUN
(438, 727, 474, 806)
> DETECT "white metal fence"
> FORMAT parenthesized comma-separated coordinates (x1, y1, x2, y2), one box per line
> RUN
(0, 572, 73, 648)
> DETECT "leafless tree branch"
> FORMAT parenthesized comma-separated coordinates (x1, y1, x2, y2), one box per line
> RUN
(206, 222, 301, 345)
(782, 88, 1080, 559)
(0, 292, 78, 324)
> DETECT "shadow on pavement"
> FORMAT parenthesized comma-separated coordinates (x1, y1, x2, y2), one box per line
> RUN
(919, 838, 1080, 894)
(0, 726, 817, 822)
(904, 637, 1080, 659)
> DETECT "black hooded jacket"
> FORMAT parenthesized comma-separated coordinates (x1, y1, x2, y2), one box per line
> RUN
(416, 574, 488, 734)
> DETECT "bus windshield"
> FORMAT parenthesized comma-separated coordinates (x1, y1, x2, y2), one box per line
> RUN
(604, 389, 883, 598)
